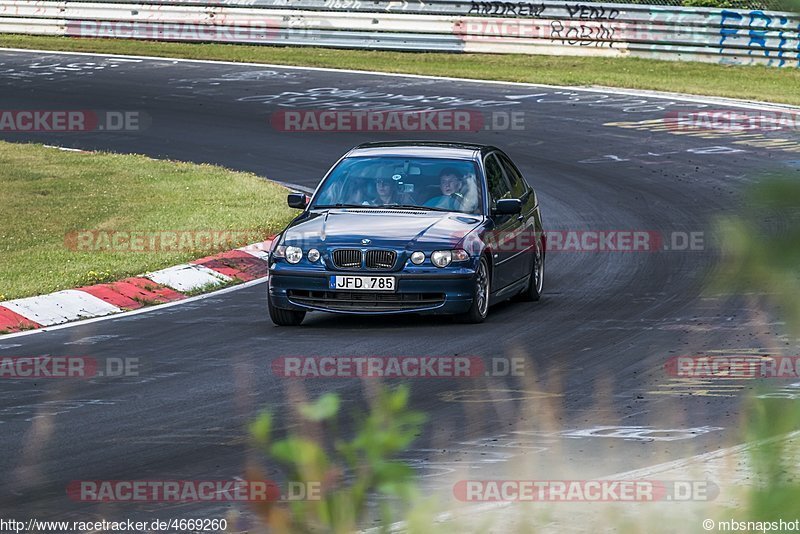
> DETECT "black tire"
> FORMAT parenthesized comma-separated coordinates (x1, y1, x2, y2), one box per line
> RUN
(458, 255, 490, 324)
(268, 291, 305, 326)
(518, 235, 544, 302)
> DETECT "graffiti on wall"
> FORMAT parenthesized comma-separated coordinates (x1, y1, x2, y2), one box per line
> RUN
(718, 9, 800, 67)
(467, 1, 546, 17)
(550, 4, 621, 48)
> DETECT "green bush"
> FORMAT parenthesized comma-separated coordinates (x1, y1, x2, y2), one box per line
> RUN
(250, 385, 427, 533)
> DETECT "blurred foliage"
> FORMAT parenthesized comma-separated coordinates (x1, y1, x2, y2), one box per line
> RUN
(681, 0, 775, 8)
(719, 174, 800, 521)
(741, 397, 800, 522)
(716, 177, 800, 335)
(250, 386, 427, 533)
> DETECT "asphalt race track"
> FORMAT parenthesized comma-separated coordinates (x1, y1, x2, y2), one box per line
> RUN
(1, 49, 799, 527)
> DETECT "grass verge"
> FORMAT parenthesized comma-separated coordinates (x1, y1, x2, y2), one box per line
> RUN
(0, 141, 294, 301)
(1, 35, 800, 106)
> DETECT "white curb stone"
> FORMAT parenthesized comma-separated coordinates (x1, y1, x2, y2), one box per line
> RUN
(1, 290, 123, 326)
(238, 241, 271, 260)
(144, 264, 232, 292)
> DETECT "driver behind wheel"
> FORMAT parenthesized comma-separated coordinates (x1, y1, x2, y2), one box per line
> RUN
(424, 168, 465, 210)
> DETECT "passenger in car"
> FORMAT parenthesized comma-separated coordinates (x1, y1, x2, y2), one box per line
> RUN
(346, 177, 372, 205)
(371, 176, 402, 206)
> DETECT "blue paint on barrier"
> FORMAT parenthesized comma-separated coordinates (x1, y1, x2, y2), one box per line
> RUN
(797, 21, 800, 67)
(718, 9, 742, 55)
(776, 16, 788, 67)
(718, 9, 800, 67)
(746, 11, 771, 60)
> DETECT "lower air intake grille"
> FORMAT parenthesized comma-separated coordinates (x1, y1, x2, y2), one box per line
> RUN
(287, 290, 445, 312)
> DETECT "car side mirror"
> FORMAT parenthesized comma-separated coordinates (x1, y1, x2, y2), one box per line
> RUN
(493, 198, 522, 216)
(287, 193, 308, 209)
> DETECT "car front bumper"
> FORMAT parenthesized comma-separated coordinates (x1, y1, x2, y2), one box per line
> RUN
(268, 266, 477, 315)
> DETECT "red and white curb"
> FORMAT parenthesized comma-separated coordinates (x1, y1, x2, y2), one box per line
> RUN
(0, 239, 273, 334)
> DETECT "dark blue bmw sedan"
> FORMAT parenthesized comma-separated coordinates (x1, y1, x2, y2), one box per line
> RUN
(267, 141, 544, 326)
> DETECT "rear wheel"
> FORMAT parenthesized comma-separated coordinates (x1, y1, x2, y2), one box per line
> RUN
(458, 256, 490, 324)
(268, 290, 305, 326)
(518, 235, 544, 302)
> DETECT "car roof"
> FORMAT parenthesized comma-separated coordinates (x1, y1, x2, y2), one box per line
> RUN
(347, 141, 496, 160)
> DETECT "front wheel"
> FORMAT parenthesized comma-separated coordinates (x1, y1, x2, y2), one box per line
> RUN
(518, 235, 544, 302)
(458, 256, 490, 324)
(268, 291, 305, 326)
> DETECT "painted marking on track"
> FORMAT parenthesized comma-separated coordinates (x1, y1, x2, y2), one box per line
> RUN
(64, 335, 121, 345)
(507, 91, 709, 113)
(648, 378, 747, 397)
(604, 118, 800, 155)
(2, 47, 799, 117)
(561, 425, 723, 441)
(437, 388, 561, 403)
(504, 93, 549, 100)
(649, 348, 784, 398)
(579, 145, 746, 165)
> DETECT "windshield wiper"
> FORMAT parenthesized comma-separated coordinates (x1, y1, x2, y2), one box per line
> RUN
(377, 204, 451, 212)
(313, 203, 368, 209)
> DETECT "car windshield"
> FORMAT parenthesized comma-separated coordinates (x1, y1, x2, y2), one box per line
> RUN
(311, 156, 483, 215)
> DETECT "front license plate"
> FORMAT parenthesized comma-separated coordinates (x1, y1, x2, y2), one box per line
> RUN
(329, 275, 395, 291)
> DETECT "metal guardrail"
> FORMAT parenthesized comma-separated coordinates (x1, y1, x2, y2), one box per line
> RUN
(0, 0, 797, 66)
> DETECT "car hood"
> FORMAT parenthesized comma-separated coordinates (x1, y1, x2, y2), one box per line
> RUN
(282, 208, 483, 249)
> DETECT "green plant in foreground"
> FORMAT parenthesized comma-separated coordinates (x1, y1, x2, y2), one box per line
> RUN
(250, 385, 427, 533)
(716, 176, 800, 335)
(718, 175, 800, 522)
(741, 397, 800, 522)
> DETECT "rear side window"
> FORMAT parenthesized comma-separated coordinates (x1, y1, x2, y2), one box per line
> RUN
(484, 154, 511, 205)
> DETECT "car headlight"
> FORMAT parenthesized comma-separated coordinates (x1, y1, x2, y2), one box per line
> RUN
(307, 248, 321, 262)
(271, 245, 286, 259)
(431, 249, 469, 268)
(451, 249, 469, 262)
(410, 251, 425, 265)
(285, 246, 303, 264)
(431, 250, 452, 268)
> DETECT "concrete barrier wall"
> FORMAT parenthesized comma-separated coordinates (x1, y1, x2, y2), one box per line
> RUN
(1, 0, 797, 66)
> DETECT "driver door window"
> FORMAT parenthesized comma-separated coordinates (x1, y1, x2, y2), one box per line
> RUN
(484, 153, 512, 207)
(496, 153, 528, 199)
